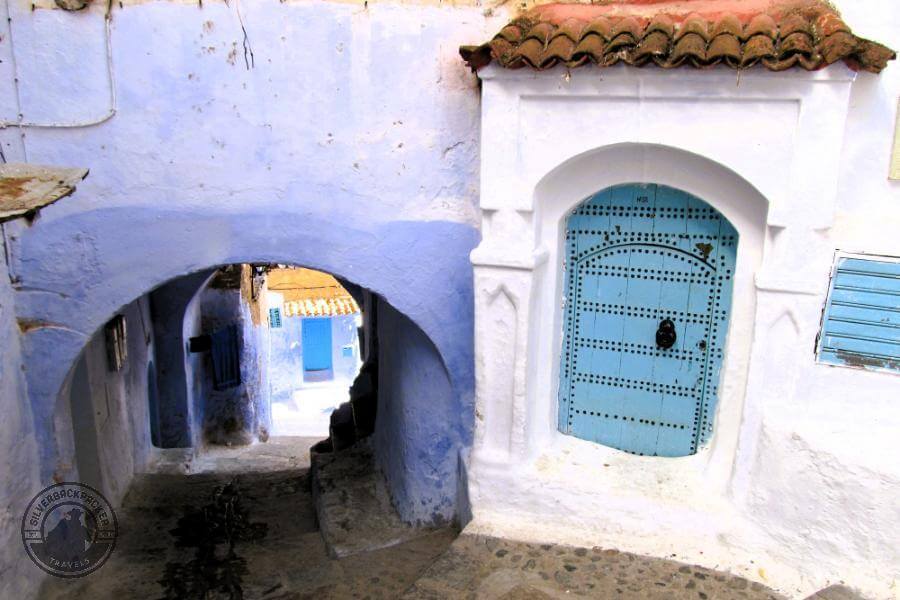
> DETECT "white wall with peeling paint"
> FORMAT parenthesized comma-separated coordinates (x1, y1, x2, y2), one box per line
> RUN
(465, 3, 900, 599)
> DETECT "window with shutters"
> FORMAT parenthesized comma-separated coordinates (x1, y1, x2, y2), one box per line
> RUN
(817, 253, 900, 373)
(269, 307, 283, 328)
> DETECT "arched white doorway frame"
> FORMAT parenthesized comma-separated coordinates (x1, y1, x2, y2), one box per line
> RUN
(466, 63, 865, 596)
(467, 141, 774, 584)
(529, 143, 769, 483)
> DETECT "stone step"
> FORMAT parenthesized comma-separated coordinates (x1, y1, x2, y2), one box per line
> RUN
(310, 439, 435, 558)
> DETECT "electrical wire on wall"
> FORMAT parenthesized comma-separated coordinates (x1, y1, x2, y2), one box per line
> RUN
(0, 1, 117, 133)
(0, 2, 113, 279)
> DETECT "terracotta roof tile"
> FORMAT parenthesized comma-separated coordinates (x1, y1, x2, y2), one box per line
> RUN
(268, 267, 361, 318)
(676, 15, 708, 41)
(743, 34, 777, 65)
(460, 0, 895, 73)
(636, 29, 670, 61)
(711, 13, 741, 39)
(283, 296, 359, 318)
(546, 34, 576, 63)
(647, 15, 675, 38)
(673, 32, 708, 64)
(708, 33, 742, 64)
(584, 17, 613, 40)
(556, 18, 586, 41)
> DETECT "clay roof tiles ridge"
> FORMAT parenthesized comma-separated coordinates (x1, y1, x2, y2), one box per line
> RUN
(460, 0, 895, 73)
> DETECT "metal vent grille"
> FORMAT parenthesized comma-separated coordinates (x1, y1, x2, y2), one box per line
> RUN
(818, 255, 900, 373)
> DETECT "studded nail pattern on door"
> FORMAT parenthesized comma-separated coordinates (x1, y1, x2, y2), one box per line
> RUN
(558, 184, 738, 457)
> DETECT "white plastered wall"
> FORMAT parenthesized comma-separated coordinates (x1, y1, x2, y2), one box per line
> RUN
(467, 65, 900, 599)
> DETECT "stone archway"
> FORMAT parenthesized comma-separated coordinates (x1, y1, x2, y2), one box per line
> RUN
(12, 206, 478, 524)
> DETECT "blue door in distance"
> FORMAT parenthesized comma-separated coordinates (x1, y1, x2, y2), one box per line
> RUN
(558, 183, 738, 457)
(302, 317, 333, 372)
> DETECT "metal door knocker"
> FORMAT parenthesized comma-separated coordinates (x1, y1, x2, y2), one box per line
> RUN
(656, 319, 676, 349)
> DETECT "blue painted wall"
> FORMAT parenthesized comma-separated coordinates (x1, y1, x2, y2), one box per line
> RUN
(11, 211, 478, 525)
(0, 257, 41, 600)
(183, 281, 203, 451)
(63, 297, 157, 505)
(149, 270, 214, 448)
(194, 284, 270, 445)
(1, 0, 481, 527)
(374, 300, 462, 525)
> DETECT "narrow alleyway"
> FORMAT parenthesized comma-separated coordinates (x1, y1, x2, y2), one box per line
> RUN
(34, 439, 792, 600)
(36, 438, 457, 600)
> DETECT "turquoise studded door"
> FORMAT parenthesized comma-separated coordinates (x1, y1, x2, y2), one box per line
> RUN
(558, 184, 737, 457)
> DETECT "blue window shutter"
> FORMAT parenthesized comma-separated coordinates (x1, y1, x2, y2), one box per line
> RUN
(210, 324, 241, 390)
(818, 256, 900, 373)
(269, 307, 282, 328)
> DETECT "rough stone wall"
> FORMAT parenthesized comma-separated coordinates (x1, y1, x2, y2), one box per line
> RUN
(0, 253, 43, 600)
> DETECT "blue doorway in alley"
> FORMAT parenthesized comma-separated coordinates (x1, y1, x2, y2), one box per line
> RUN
(302, 317, 333, 372)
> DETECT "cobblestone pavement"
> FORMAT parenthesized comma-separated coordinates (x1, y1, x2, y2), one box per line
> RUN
(404, 534, 787, 600)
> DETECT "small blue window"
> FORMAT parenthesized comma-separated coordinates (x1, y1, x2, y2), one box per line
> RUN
(818, 255, 900, 373)
(269, 307, 282, 329)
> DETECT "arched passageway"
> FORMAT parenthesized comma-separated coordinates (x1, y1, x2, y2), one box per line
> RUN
(35, 251, 471, 599)
(11, 207, 478, 526)
(58, 262, 403, 504)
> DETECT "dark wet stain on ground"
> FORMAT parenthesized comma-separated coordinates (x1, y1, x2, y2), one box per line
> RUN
(158, 479, 267, 600)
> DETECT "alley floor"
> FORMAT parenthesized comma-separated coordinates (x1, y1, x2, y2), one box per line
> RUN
(36, 438, 456, 600)
(270, 382, 351, 437)
(36, 439, 792, 600)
